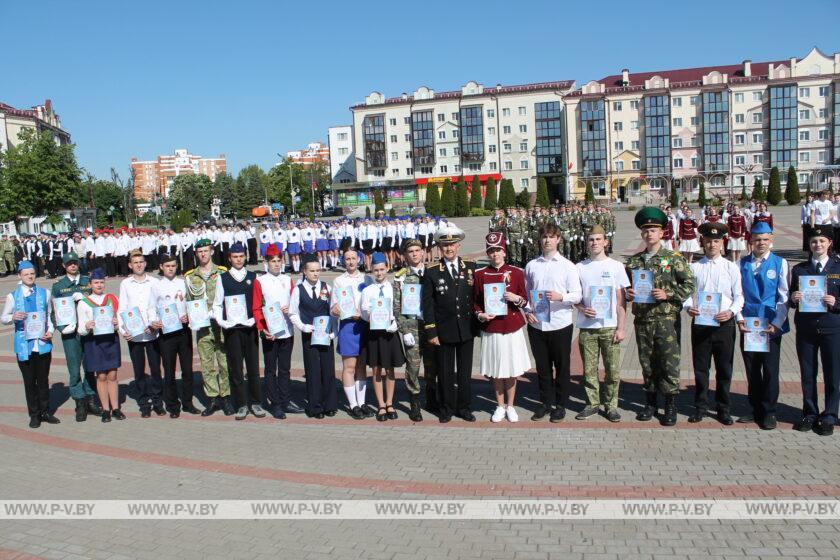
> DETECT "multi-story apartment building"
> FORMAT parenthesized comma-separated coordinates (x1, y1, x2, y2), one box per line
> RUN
(327, 126, 356, 184)
(131, 149, 226, 201)
(0, 99, 70, 152)
(286, 141, 330, 168)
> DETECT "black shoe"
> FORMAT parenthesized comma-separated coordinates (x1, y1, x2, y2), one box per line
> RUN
(201, 398, 220, 417)
(283, 402, 305, 414)
(101, 411, 111, 423)
(716, 410, 733, 426)
(140, 408, 151, 418)
(272, 406, 287, 420)
(29, 416, 41, 429)
(549, 407, 566, 423)
(737, 413, 755, 424)
(793, 417, 815, 432)
(222, 398, 236, 416)
(362, 404, 377, 418)
(40, 412, 60, 425)
(112, 409, 126, 420)
(182, 404, 202, 415)
(75, 400, 88, 422)
(314, 412, 325, 419)
(661, 395, 677, 426)
(457, 411, 476, 422)
(688, 409, 706, 423)
(152, 404, 166, 416)
(760, 414, 777, 430)
(86, 396, 103, 416)
(386, 406, 398, 420)
(348, 406, 365, 420)
(606, 409, 621, 423)
(438, 415, 451, 424)
(324, 410, 337, 417)
(169, 410, 181, 419)
(376, 407, 388, 422)
(637, 393, 657, 422)
(815, 418, 835, 436)
(575, 406, 600, 420)
(531, 405, 550, 421)
(408, 397, 423, 422)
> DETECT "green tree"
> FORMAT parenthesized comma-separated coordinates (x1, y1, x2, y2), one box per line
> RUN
(751, 177, 765, 201)
(766, 166, 782, 205)
(469, 176, 483, 208)
(516, 188, 531, 209)
(454, 178, 469, 217)
(211, 173, 236, 217)
(784, 165, 800, 205)
(584, 181, 595, 204)
(740, 182, 748, 201)
(168, 174, 213, 220)
(669, 184, 679, 208)
(373, 189, 384, 214)
(365, 206, 371, 219)
(536, 177, 550, 208)
(498, 179, 516, 209)
(169, 209, 194, 232)
(85, 178, 126, 227)
(440, 179, 455, 216)
(697, 180, 707, 206)
(483, 177, 497, 211)
(424, 184, 440, 216)
(233, 165, 266, 218)
(388, 207, 396, 218)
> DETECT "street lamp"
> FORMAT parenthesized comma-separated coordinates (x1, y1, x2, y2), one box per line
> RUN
(108, 205, 115, 225)
(277, 152, 296, 217)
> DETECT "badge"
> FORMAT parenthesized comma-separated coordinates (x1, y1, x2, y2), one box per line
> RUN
(766, 269, 776, 280)
(246, 279, 252, 285)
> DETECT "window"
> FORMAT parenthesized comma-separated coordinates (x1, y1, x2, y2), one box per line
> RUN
(819, 128, 829, 140)
(800, 152, 810, 163)
(452, 112, 459, 120)
(799, 173, 809, 183)
(518, 106, 526, 116)
(487, 126, 496, 136)
(690, 116, 699, 126)
(370, 170, 385, 177)
(520, 160, 529, 170)
(488, 144, 497, 153)
(818, 151, 826, 163)
(487, 109, 495, 118)
(690, 96, 699, 105)
(519, 124, 527, 133)
(390, 152, 398, 161)
(753, 91, 763, 101)
(438, 131, 445, 139)
(644, 94, 671, 174)
(405, 151, 411, 158)
(389, 118, 396, 126)
(535, 100, 565, 174)
(799, 130, 810, 141)
(630, 100, 639, 110)
(468, 163, 481, 171)
(799, 109, 810, 120)
(753, 154, 763, 164)
(503, 126, 511, 134)
(437, 113, 445, 122)
(691, 155, 698, 168)
(489, 162, 497, 170)
(613, 122, 623, 131)
(392, 169, 399, 176)
(390, 135, 397, 142)
(752, 112, 763, 124)
(519, 142, 527, 152)
(674, 157, 684, 168)
(410, 110, 435, 166)
(819, 86, 830, 97)
(521, 178, 529, 188)
(454, 164, 461, 172)
(362, 114, 387, 172)
(613, 101, 622, 111)
(799, 87, 810, 98)
(735, 93, 744, 103)
(337, 132, 348, 141)
(631, 160, 640, 170)
(338, 147, 349, 156)
(439, 165, 447, 173)
(502, 108, 510, 116)
(404, 116, 411, 124)
(503, 143, 511, 153)
(691, 136, 699, 147)
(453, 147, 460, 155)
(673, 117, 683, 127)
(770, 85, 798, 168)
(407, 168, 413, 175)
(504, 161, 512, 170)
(752, 132, 763, 143)
(404, 134, 410, 141)
(819, 109, 827, 118)
(459, 105, 484, 163)
(631, 140, 640, 150)
(631, 120, 639, 130)
(438, 148, 447, 156)
(672, 97, 682, 107)
(735, 114, 745, 123)
(614, 160, 624, 171)
(735, 134, 745, 145)
(614, 141, 624, 151)
(452, 130, 459, 138)
(579, 99, 607, 177)
(735, 155, 745, 165)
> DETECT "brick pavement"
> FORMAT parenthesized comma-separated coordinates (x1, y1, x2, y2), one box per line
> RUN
(1, 205, 839, 559)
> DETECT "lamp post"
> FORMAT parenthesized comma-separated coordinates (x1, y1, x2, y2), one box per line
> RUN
(108, 205, 115, 225)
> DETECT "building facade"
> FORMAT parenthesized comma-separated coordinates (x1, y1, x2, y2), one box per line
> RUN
(286, 141, 330, 168)
(327, 126, 356, 184)
(131, 149, 226, 201)
(0, 99, 70, 152)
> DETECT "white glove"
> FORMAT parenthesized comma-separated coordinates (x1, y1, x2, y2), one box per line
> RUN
(302, 324, 314, 333)
(61, 323, 77, 335)
(244, 317, 256, 328)
(386, 320, 398, 333)
(71, 292, 84, 302)
(518, 239, 524, 244)
(402, 333, 415, 347)
(329, 332, 335, 340)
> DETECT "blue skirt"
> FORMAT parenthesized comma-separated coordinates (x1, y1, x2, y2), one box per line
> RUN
(82, 333, 121, 372)
(315, 239, 328, 251)
(259, 243, 268, 256)
(328, 239, 338, 250)
(303, 240, 315, 253)
(287, 242, 301, 255)
(337, 318, 366, 357)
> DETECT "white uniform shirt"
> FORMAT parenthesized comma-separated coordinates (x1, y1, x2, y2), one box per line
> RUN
(148, 276, 187, 322)
(524, 251, 582, 331)
(117, 274, 159, 341)
(1, 284, 55, 353)
(684, 255, 744, 316)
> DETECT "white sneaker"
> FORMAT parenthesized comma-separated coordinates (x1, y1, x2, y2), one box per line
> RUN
(506, 406, 519, 422)
(491, 406, 507, 423)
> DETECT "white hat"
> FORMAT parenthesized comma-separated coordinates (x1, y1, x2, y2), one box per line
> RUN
(435, 224, 465, 244)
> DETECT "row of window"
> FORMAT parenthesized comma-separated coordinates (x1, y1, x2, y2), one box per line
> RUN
(387, 106, 536, 127)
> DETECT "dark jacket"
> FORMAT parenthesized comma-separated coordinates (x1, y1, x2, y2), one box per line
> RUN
(421, 257, 477, 344)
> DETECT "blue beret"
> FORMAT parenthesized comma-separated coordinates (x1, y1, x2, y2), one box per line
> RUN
(17, 260, 34, 272)
(229, 242, 246, 254)
(90, 267, 106, 280)
(371, 252, 387, 265)
(750, 222, 772, 234)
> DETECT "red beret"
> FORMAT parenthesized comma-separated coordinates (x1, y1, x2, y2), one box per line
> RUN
(265, 244, 281, 258)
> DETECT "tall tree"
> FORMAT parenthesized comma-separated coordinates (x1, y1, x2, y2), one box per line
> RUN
(440, 179, 455, 217)
(233, 165, 267, 218)
(483, 177, 497, 211)
(86, 178, 126, 227)
(536, 177, 550, 208)
(212, 173, 236, 217)
(697, 180, 707, 206)
(784, 165, 800, 205)
(455, 177, 469, 216)
(751, 177, 765, 202)
(584, 181, 595, 204)
(424, 184, 440, 216)
(168, 174, 213, 220)
(766, 166, 782, 205)
(498, 179, 516, 209)
(469, 176, 483, 208)
(516, 188, 531, 209)
(669, 183, 679, 208)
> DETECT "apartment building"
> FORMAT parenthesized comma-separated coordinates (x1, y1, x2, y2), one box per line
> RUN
(131, 149, 226, 200)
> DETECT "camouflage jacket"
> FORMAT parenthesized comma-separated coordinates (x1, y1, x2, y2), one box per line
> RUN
(393, 267, 424, 333)
(625, 247, 694, 321)
(185, 265, 228, 302)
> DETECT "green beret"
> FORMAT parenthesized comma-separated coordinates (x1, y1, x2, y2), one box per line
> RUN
(634, 206, 668, 229)
(194, 238, 212, 249)
(698, 222, 728, 239)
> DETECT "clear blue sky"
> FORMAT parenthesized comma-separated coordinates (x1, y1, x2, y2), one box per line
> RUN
(2, 0, 837, 180)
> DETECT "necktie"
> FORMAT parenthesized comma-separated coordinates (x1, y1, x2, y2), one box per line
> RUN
(312, 285, 317, 299)
(816, 262, 823, 274)
(450, 263, 457, 279)
(379, 285, 384, 297)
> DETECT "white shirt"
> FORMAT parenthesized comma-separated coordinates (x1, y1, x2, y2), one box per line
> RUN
(575, 257, 630, 329)
(118, 274, 159, 341)
(331, 271, 370, 317)
(254, 271, 293, 339)
(684, 255, 744, 317)
(212, 267, 255, 329)
(1, 284, 55, 353)
(737, 251, 790, 328)
(525, 252, 582, 331)
(76, 292, 113, 337)
(813, 199, 833, 225)
(148, 276, 187, 323)
(288, 279, 330, 332)
(360, 281, 394, 325)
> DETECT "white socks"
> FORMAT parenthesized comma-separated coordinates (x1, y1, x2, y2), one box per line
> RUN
(355, 379, 367, 407)
(344, 386, 358, 408)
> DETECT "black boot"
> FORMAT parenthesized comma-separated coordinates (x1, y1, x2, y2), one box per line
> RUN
(201, 397, 219, 417)
(222, 397, 235, 416)
(75, 399, 88, 422)
(661, 394, 677, 426)
(86, 395, 103, 416)
(408, 394, 423, 422)
(636, 392, 657, 421)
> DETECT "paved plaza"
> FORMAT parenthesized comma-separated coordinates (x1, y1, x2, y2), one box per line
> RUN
(1, 205, 839, 560)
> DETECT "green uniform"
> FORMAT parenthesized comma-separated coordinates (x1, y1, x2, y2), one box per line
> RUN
(51, 275, 94, 401)
(488, 215, 505, 234)
(0, 239, 14, 275)
(625, 247, 694, 395)
(393, 267, 437, 399)
(507, 216, 524, 267)
(556, 212, 572, 259)
(579, 327, 621, 409)
(185, 265, 230, 398)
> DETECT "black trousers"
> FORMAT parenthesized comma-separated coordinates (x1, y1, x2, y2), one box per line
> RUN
(691, 319, 735, 411)
(48, 256, 62, 277)
(146, 252, 158, 271)
(159, 327, 195, 411)
(224, 327, 261, 408)
(116, 255, 128, 277)
(262, 335, 294, 408)
(181, 248, 195, 272)
(741, 333, 781, 418)
(300, 334, 337, 415)
(128, 339, 162, 411)
(247, 238, 258, 265)
(802, 225, 811, 252)
(528, 324, 573, 408)
(796, 328, 840, 422)
(436, 338, 474, 417)
(18, 351, 51, 417)
(105, 254, 116, 277)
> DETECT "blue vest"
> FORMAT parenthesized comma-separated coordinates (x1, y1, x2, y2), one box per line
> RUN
(12, 284, 52, 361)
(739, 252, 789, 337)
(297, 282, 330, 324)
(221, 270, 256, 320)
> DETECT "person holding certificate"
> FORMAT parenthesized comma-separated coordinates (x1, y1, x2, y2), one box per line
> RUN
(473, 233, 530, 422)
(625, 207, 695, 426)
(76, 268, 123, 423)
(790, 225, 840, 436)
(1, 261, 58, 428)
(360, 252, 405, 421)
(212, 242, 265, 421)
(574, 226, 630, 422)
(252, 244, 301, 420)
(288, 257, 337, 418)
(51, 251, 103, 422)
(330, 245, 373, 420)
(148, 254, 200, 418)
(682, 222, 744, 425)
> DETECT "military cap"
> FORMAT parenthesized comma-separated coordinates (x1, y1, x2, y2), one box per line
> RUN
(435, 224, 465, 245)
(401, 238, 423, 253)
(194, 238, 212, 249)
(809, 225, 833, 240)
(588, 225, 606, 237)
(62, 251, 80, 265)
(698, 222, 728, 239)
(634, 206, 668, 229)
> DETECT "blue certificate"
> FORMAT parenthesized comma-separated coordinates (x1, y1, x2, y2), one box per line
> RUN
(743, 317, 769, 353)
(400, 283, 422, 317)
(224, 295, 249, 324)
(369, 296, 392, 330)
(483, 283, 508, 316)
(336, 287, 358, 320)
(120, 307, 145, 338)
(158, 303, 182, 334)
(695, 291, 722, 327)
(186, 300, 210, 330)
(632, 269, 655, 304)
(590, 285, 613, 320)
(24, 312, 45, 340)
(94, 306, 115, 336)
(53, 296, 76, 327)
(800, 275, 827, 313)
(530, 290, 551, 323)
(311, 315, 331, 346)
(263, 302, 288, 337)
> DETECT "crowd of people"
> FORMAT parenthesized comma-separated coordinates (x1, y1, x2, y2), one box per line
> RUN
(3, 195, 839, 436)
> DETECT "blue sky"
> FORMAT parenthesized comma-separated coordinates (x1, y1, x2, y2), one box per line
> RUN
(2, 0, 837, 180)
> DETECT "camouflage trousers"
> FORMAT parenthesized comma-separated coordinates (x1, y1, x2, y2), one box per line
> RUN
(196, 323, 230, 397)
(635, 318, 681, 395)
(509, 239, 524, 266)
(403, 327, 437, 397)
(578, 327, 621, 409)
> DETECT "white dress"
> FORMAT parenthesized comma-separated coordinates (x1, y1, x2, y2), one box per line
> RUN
(480, 326, 532, 379)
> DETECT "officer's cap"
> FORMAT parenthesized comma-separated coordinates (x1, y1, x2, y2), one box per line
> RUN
(634, 207, 668, 229)
(698, 222, 728, 239)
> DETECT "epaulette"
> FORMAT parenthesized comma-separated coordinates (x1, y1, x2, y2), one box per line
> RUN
(394, 268, 407, 278)
(424, 323, 436, 330)
(184, 268, 196, 276)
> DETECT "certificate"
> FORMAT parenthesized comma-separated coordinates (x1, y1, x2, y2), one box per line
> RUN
(695, 291, 722, 327)
(800, 275, 827, 313)
(158, 303, 182, 334)
(94, 306, 115, 336)
(120, 307, 146, 338)
(336, 287, 358, 320)
(743, 317, 769, 353)
(263, 302, 288, 337)
(369, 296, 392, 330)
(224, 295, 249, 324)
(186, 299, 210, 330)
(53, 296, 76, 327)
(311, 315, 331, 346)
(530, 290, 551, 323)
(24, 312, 44, 340)
(400, 283, 422, 317)
(590, 285, 613, 320)
(632, 269, 655, 304)
(483, 283, 508, 316)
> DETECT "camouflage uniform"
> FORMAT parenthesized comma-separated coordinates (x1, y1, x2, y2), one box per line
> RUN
(570, 209, 585, 263)
(507, 212, 524, 267)
(0, 237, 10, 275)
(488, 212, 505, 234)
(185, 265, 230, 402)
(556, 210, 572, 260)
(524, 211, 541, 264)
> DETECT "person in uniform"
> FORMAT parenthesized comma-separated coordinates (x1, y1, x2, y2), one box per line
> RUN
(683, 222, 744, 425)
(789, 225, 840, 436)
(488, 208, 505, 234)
(421, 224, 477, 423)
(185, 238, 234, 416)
(394, 239, 435, 421)
(506, 208, 523, 267)
(625, 207, 695, 426)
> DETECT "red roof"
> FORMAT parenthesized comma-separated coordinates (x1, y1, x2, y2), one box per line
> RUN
(597, 59, 789, 91)
(351, 81, 574, 109)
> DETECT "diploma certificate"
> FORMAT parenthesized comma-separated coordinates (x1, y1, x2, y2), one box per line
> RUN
(24, 312, 44, 340)
(94, 306, 115, 336)
(400, 283, 422, 317)
(743, 317, 770, 353)
(632, 269, 654, 304)
(120, 307, 146, 338)
(531, 290, 551, 323)
(369, 296, 392, 330)
(695, 291, 722, 327)
(186, 300, 210, 330)
(263, 302, 288, 337)
(53, 296, 76, 327)
(311, 315, 331, 346)
(158, 303, 182, 334)
(224, 295, 249, 324)
(336, 287, 358, 320)
(800, 275, 827, 313)
(483, 283, 508, 316)
(590, 285, 613, 320)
